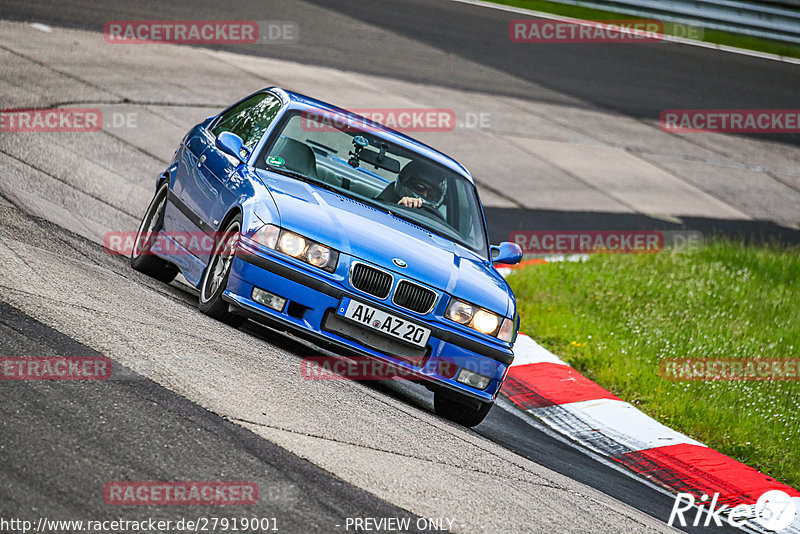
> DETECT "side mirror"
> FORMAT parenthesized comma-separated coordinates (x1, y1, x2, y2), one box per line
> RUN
(215, 132, 250, 162)
(491, 242, 523, 265)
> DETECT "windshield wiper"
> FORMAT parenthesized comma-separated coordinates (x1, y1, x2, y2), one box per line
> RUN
(383, 205, 476, 250)
(385, 208, 432, 232)
(346, 195, 397, 217)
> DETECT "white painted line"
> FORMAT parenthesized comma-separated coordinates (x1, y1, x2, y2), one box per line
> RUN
(531, 398, 704, 454)
(30, 23, 52, 33)
(511, 332, 569, 366)
(447, 0, 800, 66)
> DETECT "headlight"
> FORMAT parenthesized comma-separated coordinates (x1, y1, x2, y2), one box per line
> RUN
(306, 243, 331, 268)
(446, 300, 474, 324)
(252, 225, 339, 273)
(472, 309, 499, 334)
(252, 224, 280, 249)
(445, 298, 510, 339)
(279, 232, 306, 257)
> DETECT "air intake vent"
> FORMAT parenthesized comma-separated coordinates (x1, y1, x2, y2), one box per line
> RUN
(350, 263, 392, 299)
(393, 280, 437, 314)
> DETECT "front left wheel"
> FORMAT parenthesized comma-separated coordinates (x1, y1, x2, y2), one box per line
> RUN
(198, 215, 245, 327)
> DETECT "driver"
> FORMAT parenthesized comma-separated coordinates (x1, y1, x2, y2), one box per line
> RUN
(377, 160, 447, 209)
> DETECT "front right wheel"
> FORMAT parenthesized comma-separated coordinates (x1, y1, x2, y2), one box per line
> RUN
(433, 392, 492, 427)
(131, 182, 179, 283)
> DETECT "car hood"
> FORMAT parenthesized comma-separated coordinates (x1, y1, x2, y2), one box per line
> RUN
(256, 170, 513, 317)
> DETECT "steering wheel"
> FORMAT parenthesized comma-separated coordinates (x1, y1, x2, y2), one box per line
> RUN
(419, 203, 446, 221)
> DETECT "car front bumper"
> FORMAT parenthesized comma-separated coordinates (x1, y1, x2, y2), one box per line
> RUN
(223, 240, 513, 404)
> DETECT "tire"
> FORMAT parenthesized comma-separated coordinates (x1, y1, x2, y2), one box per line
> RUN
(131, 182, 179, 283)
(198, 214, 245, 327)
(433, 392, 492, 427)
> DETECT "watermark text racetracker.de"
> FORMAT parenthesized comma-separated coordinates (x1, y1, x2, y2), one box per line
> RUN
(509, 18, 663, 43)
(509, 18, 702, 43)
(301, 355, 497, 383)
(0, 108, 140, 132)
(510, 230, 702, 255)
(661, 109, 800, 133)
(103, 20, 299, 45)
(662, 358, 800, 381)
(0, 517, 278, 533)
(1, 108, 101, 132)
(299, 109, 492, 133)
(1, 356, 111, 380)
(104, 481, 258, 505)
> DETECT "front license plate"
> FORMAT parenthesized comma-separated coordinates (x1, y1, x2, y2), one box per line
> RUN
(338, 297, 431, 348)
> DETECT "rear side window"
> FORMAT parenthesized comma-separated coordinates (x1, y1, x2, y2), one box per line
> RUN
(210, 93, 282, 150)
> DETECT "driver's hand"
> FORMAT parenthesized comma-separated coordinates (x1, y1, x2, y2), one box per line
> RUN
(398, 196, 423, 208)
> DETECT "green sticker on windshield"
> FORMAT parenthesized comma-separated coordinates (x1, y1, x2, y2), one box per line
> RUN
(267, 156, 285, 167)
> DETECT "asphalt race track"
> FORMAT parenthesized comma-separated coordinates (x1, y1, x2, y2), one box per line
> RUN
(0, 301, 425, 532)
(0, 1, 797, 532)
(5, 0, 800, 245)
(0, 196, 729, 533)
(4, 0, 800, 137)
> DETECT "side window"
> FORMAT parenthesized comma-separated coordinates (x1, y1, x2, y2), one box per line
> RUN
(210, 94, 263, 137)
(233, 94, 283, 150)
(210, 93, 282, 150)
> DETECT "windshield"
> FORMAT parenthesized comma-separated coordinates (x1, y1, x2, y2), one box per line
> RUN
(255, 110, 488, 257)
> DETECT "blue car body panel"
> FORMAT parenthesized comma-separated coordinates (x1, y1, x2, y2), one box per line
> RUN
(153, 87, 518, 403)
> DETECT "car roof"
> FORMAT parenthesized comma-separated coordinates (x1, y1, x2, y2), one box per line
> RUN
(264, 86, 474, 184)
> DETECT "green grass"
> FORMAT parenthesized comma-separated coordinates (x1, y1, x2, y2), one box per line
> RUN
(493, 0, 800, 59)
(506, 240, 800, 488)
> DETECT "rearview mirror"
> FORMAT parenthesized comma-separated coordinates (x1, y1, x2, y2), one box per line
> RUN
(215, 131, 249, 162)
(358, 147, 401, 173)
(490, 242, 523, 265)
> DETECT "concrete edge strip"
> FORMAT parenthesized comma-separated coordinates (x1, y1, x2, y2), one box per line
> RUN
(500, 331, 800, 531)
(448, 0, 800, 66)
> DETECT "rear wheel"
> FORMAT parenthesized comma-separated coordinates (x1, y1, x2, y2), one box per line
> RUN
(198, 215, 245, 327)
(433, 392, 492, 427)
(130, 182, 179, 283)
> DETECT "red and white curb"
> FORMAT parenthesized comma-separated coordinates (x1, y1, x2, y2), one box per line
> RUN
(499, 333, 800, 531)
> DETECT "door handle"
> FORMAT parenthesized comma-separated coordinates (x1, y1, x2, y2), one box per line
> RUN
(197, 154, 206, 167)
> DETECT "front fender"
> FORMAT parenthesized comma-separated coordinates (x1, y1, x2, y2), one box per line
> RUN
(238, 166, 281, 235)
(157, 162, 179, 190)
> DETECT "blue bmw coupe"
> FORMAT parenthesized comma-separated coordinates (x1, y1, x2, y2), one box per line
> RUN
(131, 87, 522, 426)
